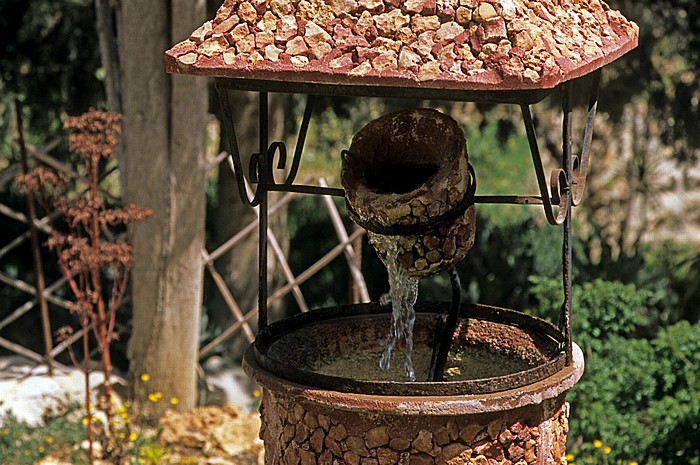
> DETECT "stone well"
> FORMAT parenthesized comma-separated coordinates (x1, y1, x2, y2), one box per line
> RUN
(165, 0, 638, 463)
(243, 303, 584, 465)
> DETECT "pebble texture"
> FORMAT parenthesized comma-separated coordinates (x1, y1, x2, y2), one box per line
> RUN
(258, 389, 571, 465)
(165, 0, 638, 90)
(341, 108, 475, 277)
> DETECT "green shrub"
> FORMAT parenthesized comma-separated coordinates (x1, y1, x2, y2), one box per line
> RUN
(526, 277, 700, 463)
(528, 277, 651, 353)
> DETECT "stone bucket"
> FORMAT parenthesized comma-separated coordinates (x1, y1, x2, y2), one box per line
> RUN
(243, 303, 584, 465)
(341, 108, 476, 277)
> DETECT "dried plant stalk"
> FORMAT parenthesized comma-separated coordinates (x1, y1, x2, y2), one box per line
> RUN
(18, 109, 152, 464)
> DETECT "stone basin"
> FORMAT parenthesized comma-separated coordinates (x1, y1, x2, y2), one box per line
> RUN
(244, 302, 584, 465)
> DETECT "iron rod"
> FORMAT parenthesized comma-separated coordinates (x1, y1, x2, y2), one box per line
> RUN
(572, 70, 601, 206)
(285, 95, 316, 185)
(521, 103, 567, 225)
(217, 85, 259, 206)
(561, 82, 574, 364)
(258, 91, 269, 330)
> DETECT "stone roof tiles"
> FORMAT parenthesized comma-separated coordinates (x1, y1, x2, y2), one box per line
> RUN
(164, 0, 638, 90)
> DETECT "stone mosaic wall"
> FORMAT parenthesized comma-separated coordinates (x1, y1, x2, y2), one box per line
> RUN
(258, 389, 569, 465)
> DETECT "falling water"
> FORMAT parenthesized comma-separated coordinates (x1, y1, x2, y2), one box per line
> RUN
(369, 233, 420, 382)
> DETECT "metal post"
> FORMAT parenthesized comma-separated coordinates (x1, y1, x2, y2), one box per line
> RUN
(561, 82, 574, 364)
(258, 92, 269, 330)
(429, 268, 462, 381)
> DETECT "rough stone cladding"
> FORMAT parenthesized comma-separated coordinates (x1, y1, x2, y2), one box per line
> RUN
(259, 389, 570, 465)
(165, 0, 638, 90)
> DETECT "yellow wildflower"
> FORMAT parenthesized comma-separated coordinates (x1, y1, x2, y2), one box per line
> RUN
(148, 391, 163, 403)
(566, 453, 575, 462)
(604, 446, 612, 455)
(630, 462, 639, 465)
(170, 397, 179, 406)
(593, 440, 603, 448)
(140, 373, 150, 382)
(45, 436, 54, 444)
(129, 432, 138, 441)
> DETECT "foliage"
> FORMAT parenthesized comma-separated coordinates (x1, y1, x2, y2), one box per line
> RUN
(573, 228, 700, 326)
(528, 277, 651, 353)
(606, 0, 699, 163)
(0, 404, 86, 465)
(0, 0, 104, 156)
(0, 374, 181, 465)
(461, 113, 538, 226)
(565, 322, 700, 465)
(527, 277, 699, 465)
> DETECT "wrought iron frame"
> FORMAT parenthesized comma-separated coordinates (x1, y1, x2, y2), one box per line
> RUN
(216, 69, 601, 366)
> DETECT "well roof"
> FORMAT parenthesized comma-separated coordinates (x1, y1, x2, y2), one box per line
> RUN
(164, 0, 638, 91)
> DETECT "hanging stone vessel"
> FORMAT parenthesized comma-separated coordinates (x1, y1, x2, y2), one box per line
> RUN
(342, 108, 476, 277)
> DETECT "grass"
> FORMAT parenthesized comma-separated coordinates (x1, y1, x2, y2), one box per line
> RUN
(0, 402, 87, 465)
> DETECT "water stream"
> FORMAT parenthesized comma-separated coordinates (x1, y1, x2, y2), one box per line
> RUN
(369, 233, 420, 381)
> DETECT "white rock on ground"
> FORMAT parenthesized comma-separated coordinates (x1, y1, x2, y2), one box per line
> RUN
(0, 356, 116, 426)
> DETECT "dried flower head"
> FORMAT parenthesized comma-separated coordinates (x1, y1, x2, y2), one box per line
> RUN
(55, 325, 75, 342)
(63, 109, 123, 161)
(101, 203, 153, 226)
(16, 166, 66, 195)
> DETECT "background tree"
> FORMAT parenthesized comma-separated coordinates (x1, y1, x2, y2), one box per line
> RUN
(119, 0, 208, 410)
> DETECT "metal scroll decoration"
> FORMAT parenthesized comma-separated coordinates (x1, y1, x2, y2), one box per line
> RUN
(217, 72, 599, 224)
(519, 70, 600, 226)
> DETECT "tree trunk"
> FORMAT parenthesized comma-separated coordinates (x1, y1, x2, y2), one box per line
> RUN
(95, 0, 121, 113)
(119, 0, 207, 410)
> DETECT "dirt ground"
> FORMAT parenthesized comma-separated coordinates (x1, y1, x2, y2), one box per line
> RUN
(158, 404, 264, 464)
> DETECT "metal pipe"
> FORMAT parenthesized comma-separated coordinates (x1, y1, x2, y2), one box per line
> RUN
(429, 268, 462, 381)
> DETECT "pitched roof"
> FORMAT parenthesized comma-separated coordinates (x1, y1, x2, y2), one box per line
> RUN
(164, 0, 638, 91)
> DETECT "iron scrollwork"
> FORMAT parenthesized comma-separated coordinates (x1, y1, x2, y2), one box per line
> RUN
(520, 71, 600, 226)
(217, 87, 318, 206)
(571, 70, 600, 207)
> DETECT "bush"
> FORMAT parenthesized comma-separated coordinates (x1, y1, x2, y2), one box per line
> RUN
(528, 278, 700, 465)
(528, 277, 651, 353)
(568, 322, 700, 465)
